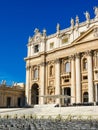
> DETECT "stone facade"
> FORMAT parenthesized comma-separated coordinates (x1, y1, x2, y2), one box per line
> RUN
(0, 83, 25, 108)
(24, 7, 98, 106)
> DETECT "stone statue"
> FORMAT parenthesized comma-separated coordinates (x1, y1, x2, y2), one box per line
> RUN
(56, 23, 60, 32)
(28, 36, 32, 42)
(1, 80, 6, 85)
(94, 7, 98, 19)
(34, 28, 39, 34)
(76, 15, 79, 25)
(70, 18, 74, 27)
(84, 11, 90, 21)
(43, 29, 46, 37)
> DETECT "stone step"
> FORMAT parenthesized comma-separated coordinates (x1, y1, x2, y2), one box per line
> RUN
(34, 104, 56, 108)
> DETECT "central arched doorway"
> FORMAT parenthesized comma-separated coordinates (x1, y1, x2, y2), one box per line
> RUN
(64, 87, 71, 105)
(31, 83, 39, 105)
(83, 92, 88, 103)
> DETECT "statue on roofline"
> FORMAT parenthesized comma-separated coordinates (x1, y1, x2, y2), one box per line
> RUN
(84, 11, 90, 21)
(94, 6, 98, 19)
(56, 23, 60, 32)
(1, 80, 6, 85)
(70, 18, 74, 27)
(76, 15, 79, 25)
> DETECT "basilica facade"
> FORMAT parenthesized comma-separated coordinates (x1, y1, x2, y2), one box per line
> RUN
(25, 7, 98, 106)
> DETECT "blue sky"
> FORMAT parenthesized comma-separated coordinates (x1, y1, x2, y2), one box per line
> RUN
(0, 0, 97, 85)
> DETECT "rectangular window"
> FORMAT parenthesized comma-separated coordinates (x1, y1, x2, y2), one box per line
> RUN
(50, 42, 54, 49)
(62, 38, 68, 44)
(83, 76, 88, 80)
(34, 45, 39, 53)
(64, 79, 69, 82)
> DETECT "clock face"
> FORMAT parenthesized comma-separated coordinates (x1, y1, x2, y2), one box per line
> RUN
(35, 36, 40, 42)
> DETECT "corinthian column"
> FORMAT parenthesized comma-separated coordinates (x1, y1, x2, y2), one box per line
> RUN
(55, 59, 60, 104)
(70, 55, 76, 104)
(87, 51, 94, 102)
(25, 65, 31, 106)
(75, 53, 81, 103)
(40, 62, 45, 104)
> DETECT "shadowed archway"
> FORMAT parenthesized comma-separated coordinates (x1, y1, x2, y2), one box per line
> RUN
(64, 87, 71, 104)
(31, 83, 39, 105)
(83, 92, 88, 103)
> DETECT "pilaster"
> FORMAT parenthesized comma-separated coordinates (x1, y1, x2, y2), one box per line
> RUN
(40, 62, 45, 104)
(69, 55, 76, 104)
(55, 58, 60, 104)
(87, 50, 94, 102)
(25, 65, 31, 106)
(75, 53, 81, 103)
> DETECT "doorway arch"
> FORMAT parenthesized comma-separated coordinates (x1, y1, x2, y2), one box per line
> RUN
(83, 92, 88, 103)
(64, 87, 71, 104)
(31, 83, 39, 105)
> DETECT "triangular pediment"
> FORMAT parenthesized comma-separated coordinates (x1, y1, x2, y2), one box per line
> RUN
(73, 25, 98, 45)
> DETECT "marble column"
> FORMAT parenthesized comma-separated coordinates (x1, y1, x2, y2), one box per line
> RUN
(25, 65, 30, 106)
(55, 59, 60, 104)
(87, 51, 94, 102)
(95, 84, 98, 102)
(70, 55, 76, 104)
(75, 53, 81, 103)
(40, 62, 45, 104)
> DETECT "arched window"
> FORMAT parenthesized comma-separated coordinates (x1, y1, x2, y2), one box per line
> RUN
(83, 58, 87, 70)
(50, 65, 53, 76)
(34, 68, 38, 79)
(65, 62, 70, 72)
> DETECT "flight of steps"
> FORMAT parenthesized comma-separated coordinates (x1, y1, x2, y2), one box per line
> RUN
(0, 106, 98, 119)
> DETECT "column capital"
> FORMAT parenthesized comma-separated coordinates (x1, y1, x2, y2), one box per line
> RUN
(26, 65, 31, 70)
(69, 55, 75, 60)
(75, 53, 80, 58)
(55, 58, 60, 64)
(85, 50, 93, 56)
(94, 50, 97, 56)
(40, 62, 46, 66)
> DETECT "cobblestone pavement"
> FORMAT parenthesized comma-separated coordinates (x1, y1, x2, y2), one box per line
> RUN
(0, 118, 98, 130)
